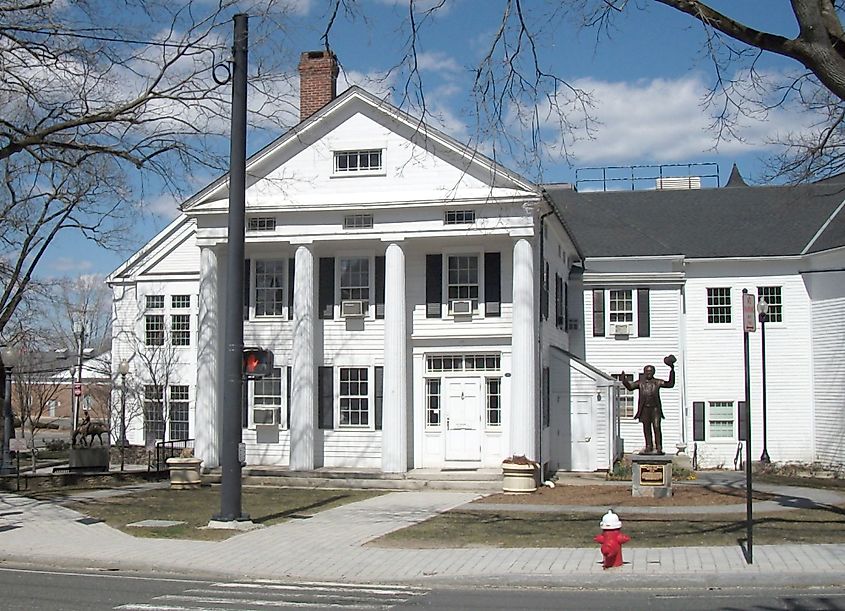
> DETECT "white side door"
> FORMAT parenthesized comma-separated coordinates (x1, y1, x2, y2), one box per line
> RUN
(444, 378, 482, 461)
(571, 396, 596, 471)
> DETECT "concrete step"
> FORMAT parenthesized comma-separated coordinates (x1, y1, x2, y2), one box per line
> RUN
(201, 466, 503, 492)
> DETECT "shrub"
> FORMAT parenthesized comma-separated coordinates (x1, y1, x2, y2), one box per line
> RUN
(45, 438, 70, 452)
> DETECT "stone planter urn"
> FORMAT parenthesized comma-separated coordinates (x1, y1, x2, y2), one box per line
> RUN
(501, 456, 539, 494)
(166, 456, 203, 489)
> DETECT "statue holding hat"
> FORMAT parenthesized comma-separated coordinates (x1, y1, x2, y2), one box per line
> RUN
(620, 355, 676, 455)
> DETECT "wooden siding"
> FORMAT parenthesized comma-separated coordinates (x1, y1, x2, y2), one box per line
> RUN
(808, 271, 845, 464)
(684, 270, 814, 467)
(584, 284, 683, 456)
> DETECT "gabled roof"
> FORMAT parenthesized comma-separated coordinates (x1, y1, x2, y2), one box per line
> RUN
(544, 181, 845, 258)
(107, 215, 196, 283)
(183, 85, 539, 212)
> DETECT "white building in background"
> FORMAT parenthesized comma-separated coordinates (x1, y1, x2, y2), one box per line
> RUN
(107, 51, 619, 477)
(547, 169, 845, 469)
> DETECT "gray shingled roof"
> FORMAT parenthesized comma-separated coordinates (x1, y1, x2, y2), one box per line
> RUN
(544, 182, 845, 258)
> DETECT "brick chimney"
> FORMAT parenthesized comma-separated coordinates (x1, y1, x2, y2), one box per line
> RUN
(298, 50, 339, 122)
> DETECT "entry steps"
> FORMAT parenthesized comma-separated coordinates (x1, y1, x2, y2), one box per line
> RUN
(202, 466, 504, 492)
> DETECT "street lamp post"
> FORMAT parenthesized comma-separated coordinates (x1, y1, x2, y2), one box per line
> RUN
(1, 345, 20, 475)
(118, 360, 129, 471)
(757, 297, 771, 463)
(72, 320, 85, 433)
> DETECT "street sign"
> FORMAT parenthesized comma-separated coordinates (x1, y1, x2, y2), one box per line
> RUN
(742, 292, 757, 333)
(9, 439, 27, 452)
(73, 382, 82, 397)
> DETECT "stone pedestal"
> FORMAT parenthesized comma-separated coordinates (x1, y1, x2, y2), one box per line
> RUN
(68, 447, 110, 472)
(631, 454, 673, 498)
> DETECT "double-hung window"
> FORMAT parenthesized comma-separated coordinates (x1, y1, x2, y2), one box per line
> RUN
(707, 288, 732, 324)
(169, 385, 189, 440)
(144, 295, 165, 346)
(253, 367, 283, 426)
(339, 257, 370, 311)
(609, 290, 633, 323)
(612, 373, 635, 418)
(339, 367, 369, 427)
(143, 385, 165, 440)
(708, 401, 734, 438)
(254, 260, 285, 317)
(447, 255, 479, 312)
(757, 286, 783, 323)
(171, 295, 191, 346)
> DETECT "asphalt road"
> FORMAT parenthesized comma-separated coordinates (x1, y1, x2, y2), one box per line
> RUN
(1, 564, 844, 610)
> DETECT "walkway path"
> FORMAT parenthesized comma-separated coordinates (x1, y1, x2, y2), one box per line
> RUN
(1, 476, 844, 588)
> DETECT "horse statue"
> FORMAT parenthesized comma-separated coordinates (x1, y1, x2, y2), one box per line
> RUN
(72, 419, 108, 448)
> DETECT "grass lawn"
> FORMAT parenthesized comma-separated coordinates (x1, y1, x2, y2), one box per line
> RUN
(375, 474, 845, 549)
(374, 506, 845, 549)
(64, 486, 383, 541)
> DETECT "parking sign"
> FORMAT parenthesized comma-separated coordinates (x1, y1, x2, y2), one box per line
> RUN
(742, 291, 757, 333)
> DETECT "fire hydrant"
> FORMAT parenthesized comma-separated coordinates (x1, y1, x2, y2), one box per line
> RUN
(594, 509, 630, 569)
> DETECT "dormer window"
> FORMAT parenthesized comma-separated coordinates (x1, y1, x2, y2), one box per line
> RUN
(334, 150, 382, 174)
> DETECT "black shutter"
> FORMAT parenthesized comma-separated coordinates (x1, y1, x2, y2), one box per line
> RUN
(375, 255, 385, 319)
(318, 366, 333, 429)
(564, 281, 569, 329)
(555, 274, 563, 328)
(242, 379, 249, 428)
(541, 261, 549, 320)
(426, 254, 442, 318)
(693, 401, 705, 441)
(638, 288, 650, 337)
(484, 252, 501, 317)
(286, 366, 292, 429)
(592, 289, 605, 337)
(375, 366, 383, 430)
(287, 258, 295, 321)
(243, 258, 251, 321)
(738, 401, 747, 441)
(319, 257, 335, 320)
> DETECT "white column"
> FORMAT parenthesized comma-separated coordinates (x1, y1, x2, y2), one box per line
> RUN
(382, 243, 408, 473)
(195, 246, 220, 468)
(290, 245, 315, 470)
(510, 238, 537, 459)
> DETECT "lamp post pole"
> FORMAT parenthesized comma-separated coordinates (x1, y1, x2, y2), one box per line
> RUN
(757, 298, 771, 463)
(72, 321, 85, 433)
(1, 346, 19, 475)
(118, 360, 129, 471)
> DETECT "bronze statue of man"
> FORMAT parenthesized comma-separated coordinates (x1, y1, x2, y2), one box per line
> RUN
(621, 355, 676, 455)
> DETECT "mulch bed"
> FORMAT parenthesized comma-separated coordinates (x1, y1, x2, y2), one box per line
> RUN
(475, 484, 778, 507)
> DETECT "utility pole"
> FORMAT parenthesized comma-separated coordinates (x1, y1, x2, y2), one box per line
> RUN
(213, 13, 250, 524)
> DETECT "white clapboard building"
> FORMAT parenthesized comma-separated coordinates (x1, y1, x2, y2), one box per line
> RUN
(107, 51, 623, 476)
(547, 169, 845, 469)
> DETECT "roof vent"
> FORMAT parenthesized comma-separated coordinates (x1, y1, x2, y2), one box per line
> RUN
(656, 176, 701, 190)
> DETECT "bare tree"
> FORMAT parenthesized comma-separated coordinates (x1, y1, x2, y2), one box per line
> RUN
(11, 345, 63, 472)
(0, 0, 300, 337)
(133, 327, 183, 447)
(324, 0, 845, 181)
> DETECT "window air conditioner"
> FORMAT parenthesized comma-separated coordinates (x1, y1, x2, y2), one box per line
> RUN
(340, 299, 365, 318)
(611, 323, 631, 337)
(450, 299, 473, 315)
(253, 407, 276, 426)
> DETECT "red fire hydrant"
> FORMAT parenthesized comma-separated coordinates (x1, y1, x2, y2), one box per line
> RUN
(594, 509, 630, 569)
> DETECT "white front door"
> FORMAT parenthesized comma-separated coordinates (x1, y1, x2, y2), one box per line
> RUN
(444, 378, 482, 461)
(571, 396, 595, 471)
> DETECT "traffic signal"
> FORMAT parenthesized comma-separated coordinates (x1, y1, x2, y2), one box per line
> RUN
(243, 348, 274, 379)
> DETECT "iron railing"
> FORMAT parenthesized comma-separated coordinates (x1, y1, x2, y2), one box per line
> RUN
(154, 438, 195, 471)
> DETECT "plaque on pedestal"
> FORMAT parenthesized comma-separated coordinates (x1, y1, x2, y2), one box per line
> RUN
(631, 454, 673, 498)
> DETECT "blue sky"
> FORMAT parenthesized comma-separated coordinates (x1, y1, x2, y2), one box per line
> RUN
(42, 1, 811, 279)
